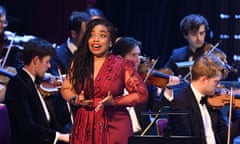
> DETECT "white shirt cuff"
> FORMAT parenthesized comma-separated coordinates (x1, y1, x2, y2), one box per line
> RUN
(164, 89, 174, 101)
(53, 132, 60, 144)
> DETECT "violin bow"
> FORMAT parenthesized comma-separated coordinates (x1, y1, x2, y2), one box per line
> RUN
(227, 86, 234, 144)
(57, 67, 74, 124)
(181, 40, 223, 82)
(207, 40, 222, 55)
(143, 57, 159, 83)
(57, 68, 63, 83)
(1, 32, 16, 68)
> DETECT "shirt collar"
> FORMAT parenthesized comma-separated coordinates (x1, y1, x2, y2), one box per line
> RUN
(67, 37, 78, 54)
(22, 67, 35, 83)
(190, 83, 205, 104)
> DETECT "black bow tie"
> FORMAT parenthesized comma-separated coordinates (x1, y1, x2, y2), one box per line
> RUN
(200, 96, 207, 105)
(35, 76, 42, 85)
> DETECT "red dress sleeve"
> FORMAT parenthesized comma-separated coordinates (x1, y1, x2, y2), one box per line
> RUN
(114, 60, 148, 106)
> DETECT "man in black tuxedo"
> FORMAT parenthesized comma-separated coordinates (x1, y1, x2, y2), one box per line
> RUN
(5, 38, 69, 144)
(166, 55, 240, 144)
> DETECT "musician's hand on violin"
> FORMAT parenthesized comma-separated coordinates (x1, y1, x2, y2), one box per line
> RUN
(163, 88, 174, 101)
(235, 98, 240, 109)
(58, 133, 70, 143)
(207, 94, 229, 108)
(166, 75, 180, 86)
(95, 91, 114, 112)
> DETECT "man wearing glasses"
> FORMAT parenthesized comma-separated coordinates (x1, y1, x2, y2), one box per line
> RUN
(0, 6, 8, 32)
(0, 6, 8, 48)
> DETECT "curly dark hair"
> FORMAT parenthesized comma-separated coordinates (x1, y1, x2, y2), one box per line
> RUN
(68, 19, 117, 98)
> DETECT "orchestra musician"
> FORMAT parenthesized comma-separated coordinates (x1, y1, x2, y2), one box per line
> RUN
(163, 54, 240, 144)
(163, 14, 225, 81)
(4, 38, 69, 144)
(112, 37, 147, 134)
(0, 5, 8, 49)
(162, 14, 240, 142)
(45, 11, 91, 133)
(0, 5, 23, 69)
(0, 5, 20, 102)
(112, 36, 180, 135)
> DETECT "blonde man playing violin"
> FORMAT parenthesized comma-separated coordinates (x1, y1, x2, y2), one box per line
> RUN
(162, 55, 240, 144)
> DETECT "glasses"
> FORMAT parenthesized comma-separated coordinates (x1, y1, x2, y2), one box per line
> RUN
(0, 19, 8, 27)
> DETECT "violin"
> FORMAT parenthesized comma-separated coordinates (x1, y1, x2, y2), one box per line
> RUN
(139, 69, 169, 88)
(0, 31, 35, 55)
(4, 31, 35, 45)
(0, 66, 17, 84)
(37, 80, 61, 97)
(138, 57, 182, 88)
(138, 57, 168, 88)
(206, 87, 240, 109)
(37, 73, 65, 98)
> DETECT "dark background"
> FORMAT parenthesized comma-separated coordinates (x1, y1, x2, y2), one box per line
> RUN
(1, 0, 240, 78)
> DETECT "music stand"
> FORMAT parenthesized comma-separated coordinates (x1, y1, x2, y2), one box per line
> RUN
(140, 106, 188, 136)
(129, 108, 200, 144)
(128, 135, 200, 144)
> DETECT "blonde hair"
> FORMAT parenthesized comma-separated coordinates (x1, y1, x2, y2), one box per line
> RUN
(191, 55, 228, 80)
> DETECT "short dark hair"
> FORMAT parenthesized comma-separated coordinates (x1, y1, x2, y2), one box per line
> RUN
(68, 11, 90, 34)
(112, 37, 142, 57)
(180, 14, 209, 36)
(23, 38, 55, 65)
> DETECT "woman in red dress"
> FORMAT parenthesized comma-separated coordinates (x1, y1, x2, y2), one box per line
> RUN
(61, 19, 148, 144)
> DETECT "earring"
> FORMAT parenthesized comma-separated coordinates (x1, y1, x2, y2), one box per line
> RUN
(109, 43, 112, 47)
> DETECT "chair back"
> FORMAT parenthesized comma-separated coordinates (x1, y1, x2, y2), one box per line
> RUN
(156, 118, 168, 136)
(0, 103, 11, 144)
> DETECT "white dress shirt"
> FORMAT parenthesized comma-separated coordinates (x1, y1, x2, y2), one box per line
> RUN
(191, 84, 216, 144)
(22, 68, 59, 144)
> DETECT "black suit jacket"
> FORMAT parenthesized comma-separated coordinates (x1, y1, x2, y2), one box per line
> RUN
(164, 45, 225, 78)
(164, 46, 191, 77)
(5, 69, 60, 144)
(167, 86, 240, 144)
